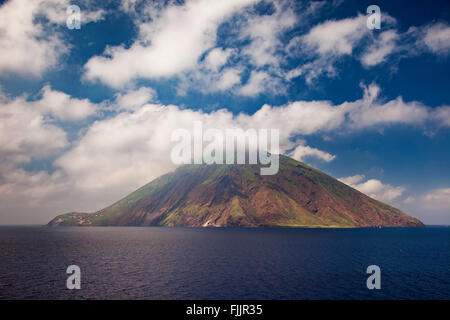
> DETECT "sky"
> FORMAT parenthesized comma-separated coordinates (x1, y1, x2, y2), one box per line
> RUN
(0, 0, 449, 225)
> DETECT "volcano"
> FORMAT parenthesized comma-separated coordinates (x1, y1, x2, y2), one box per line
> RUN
(49, 155, 423, 228)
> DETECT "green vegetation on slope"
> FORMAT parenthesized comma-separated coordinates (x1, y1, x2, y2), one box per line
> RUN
(49, 154, 424, 228)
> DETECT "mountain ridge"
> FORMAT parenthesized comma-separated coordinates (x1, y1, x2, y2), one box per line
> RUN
(48, 155, 424, 228)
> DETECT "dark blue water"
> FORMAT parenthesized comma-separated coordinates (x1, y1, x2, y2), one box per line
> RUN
(0, 226, 449, 299)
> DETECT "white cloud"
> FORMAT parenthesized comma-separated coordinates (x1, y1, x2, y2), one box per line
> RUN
(339, 175, 365, 186)
(84, 0, 258, 88)
(403, 196, 415, 204)
(0, 0, 104, 76)
(174, 1, 299, 96)
(339, 175, 405, 203)
(286, 13, 401, 82)
(431, 106, 450, 127)
(421, 22, 450, 55)
(361, 30, 399, 67)
(42, 1, 105, 25)
(177, 64, 243, 95)
(0, 94, 68, 161)
(120, 0, 138, 13)
(347, 96, 429, 128)
(113, 87, 157, 112)
(209, 0, 325, 94)
(0, 0, 67, 76)
(216, 68, 242, 91)
(344, 83, 429, 128)
(204, 48, 234, 71)
(285, 60, 337, 84)
(83, 4, 448, 92)
(0, 86, 99, 223)
(286, 15, 369, 83)
(398, 188, 450, 225)
(239, 1, 296, 67)
(238, 71, 282, 96)
(176, 47, 242, 94)
(89, 1, 442, 94)
(421, 188, 450, 209)
(287, 140, 336, 163)
(85, 0, 302, 95)
(37, 85, 99, 121)
(302, 15, 368, 56)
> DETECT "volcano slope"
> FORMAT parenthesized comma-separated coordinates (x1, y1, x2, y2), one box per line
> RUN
(49, 155, 423, 228)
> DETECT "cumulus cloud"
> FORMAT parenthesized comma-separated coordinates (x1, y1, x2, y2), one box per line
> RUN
(215, 68, 242, 91)
(423, 188, 450, 206)
(204, 48, 235, 71)
(302, 15, 368, 56)
(361, 30, 400, 67)
(0, 0, 104, 76)
(84, 0, 258, 87)
(85, 2, 450, 93)
(339, 175, 405, 203)
(421, 22, 450, 55)
(418, 188, 450, 210)
(400, 188, 450, 224)
(0, 91, 70, 223)
(0, 0, 67, 76)
(112, 87, 157, 112)
(284, 13, 450, 82)
(339, 175, 366, 186)
(0, 85, 99, 203)
(238, 71, 283, 96)
(287, 140, 336, 163)
(286, 15, 370, 83)
(36, 85, 100, 121)
(176, 48, 242, 95)
(346, 94, 430, 129)
(85, 0, 298, 95)
(0, 94, 68, 163)
(83, 0, 329, 95)
(365, 21, 450, 69)
(239, 1, 296, 68)
(181, 1, 298, 95)
(431, 106, 450, 127)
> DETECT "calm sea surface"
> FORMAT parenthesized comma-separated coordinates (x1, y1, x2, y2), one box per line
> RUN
(0, 226, 449, 299)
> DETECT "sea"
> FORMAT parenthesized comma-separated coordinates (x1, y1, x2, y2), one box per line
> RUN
(0, 226, 448, 299)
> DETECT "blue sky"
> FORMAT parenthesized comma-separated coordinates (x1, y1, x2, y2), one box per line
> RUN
(0, 0, 449, 224)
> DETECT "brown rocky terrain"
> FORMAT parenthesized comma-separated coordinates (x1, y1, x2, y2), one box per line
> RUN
(49, 155, 424, 228)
